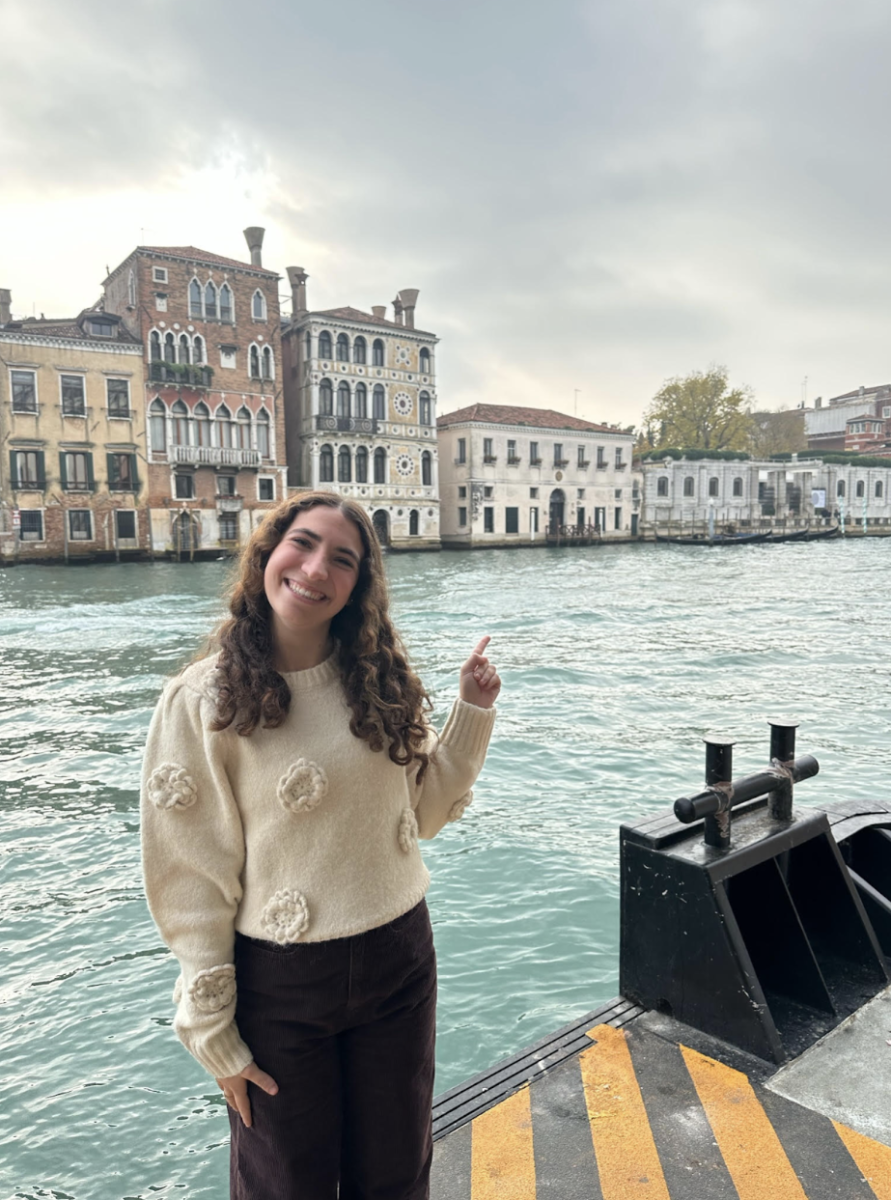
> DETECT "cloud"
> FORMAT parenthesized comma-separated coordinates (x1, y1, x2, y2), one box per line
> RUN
(2, 0, 891, 423)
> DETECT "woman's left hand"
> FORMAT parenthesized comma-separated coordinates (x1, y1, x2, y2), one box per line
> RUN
(459, 636, 501, 709)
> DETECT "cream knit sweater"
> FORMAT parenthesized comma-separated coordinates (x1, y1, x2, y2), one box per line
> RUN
(141, 652, 496, 1079)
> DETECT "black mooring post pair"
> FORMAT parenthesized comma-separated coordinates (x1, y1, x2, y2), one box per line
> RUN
(674, 719, 818, 851)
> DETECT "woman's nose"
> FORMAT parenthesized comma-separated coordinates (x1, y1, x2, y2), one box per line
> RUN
(302, 549, 328, 579)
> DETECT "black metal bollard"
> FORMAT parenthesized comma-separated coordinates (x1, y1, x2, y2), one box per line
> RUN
(768, 719, 797, 822)
(703, 737, 734, 851)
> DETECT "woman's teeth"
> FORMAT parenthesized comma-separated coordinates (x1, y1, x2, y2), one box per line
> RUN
(287, 580, 325, 601)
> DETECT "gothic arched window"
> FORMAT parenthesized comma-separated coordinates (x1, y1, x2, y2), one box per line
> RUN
(189, 278, 202, 317)
(355, 383, 367, 419)
(319, 378, 333, 416)
(337, 381, 351, 418)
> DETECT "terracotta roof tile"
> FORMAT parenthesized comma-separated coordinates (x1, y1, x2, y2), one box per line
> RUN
(137, 246, 279, 276)
(298, 306, 435, 336)
(1, 313, 141, 345)
(436, 403, 618, 434)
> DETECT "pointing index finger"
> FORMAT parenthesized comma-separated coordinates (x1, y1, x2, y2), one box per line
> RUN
(473, 635, 491, 656)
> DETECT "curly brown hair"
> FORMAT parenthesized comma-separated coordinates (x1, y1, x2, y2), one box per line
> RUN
(205, 491, 431, 779)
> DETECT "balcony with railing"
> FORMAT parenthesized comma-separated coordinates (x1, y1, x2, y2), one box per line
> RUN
(507, 456, 521, 465)
(169, 444, 260, 467)
(578, 460, 590, 469)
(149, 363, 214, 388)
(217, 495, 244, 512)
(483, 455, 498, 463)
(315, 415, 377, 434)
(554, 458, 569, 468)
(615, 462, 627, 471)
(596, 460, 608, 470)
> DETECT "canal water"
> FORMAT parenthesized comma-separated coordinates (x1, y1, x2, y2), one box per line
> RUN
(3, 539, 891, 1199)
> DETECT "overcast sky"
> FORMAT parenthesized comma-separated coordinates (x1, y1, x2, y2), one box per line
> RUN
(3, 0, 891, 426)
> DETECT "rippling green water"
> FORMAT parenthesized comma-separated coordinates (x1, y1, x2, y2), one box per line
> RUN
(3, 541, 891, 1198)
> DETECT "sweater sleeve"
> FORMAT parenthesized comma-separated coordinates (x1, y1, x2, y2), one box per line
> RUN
(140, 672, 254, 1079)
(412, 698, 496, 840)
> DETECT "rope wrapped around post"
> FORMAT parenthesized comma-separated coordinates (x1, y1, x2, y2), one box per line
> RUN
(673, 720, 819, 850)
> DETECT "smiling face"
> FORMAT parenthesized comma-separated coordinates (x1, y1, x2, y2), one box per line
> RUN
(263, 505, 364, 659)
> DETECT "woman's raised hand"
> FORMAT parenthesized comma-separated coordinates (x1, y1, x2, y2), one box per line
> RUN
(459, 636, 501, 709)
(216, 1061, 279, 1128)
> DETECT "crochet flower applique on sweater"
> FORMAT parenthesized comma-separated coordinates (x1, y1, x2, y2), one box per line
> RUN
(398, 807, 419, 853)
(187, 964, 237, 1013)
(147, 763, 198, 810)
(447, 789, 473, 822)
(261, 888, 311, 943)
(277, 759, 329, 815)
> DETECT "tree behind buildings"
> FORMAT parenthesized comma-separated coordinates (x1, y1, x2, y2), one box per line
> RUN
(640, 366, 754, 453)
(749, 408, 806, 457)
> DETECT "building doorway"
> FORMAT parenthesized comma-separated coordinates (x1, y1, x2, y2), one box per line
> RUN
(372, 509, 390, 546)
(172, 512, 200, 556)
(549, 488, 565, 534)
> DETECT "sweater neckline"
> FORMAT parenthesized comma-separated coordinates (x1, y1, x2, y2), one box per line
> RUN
(280, 649, 340, 691)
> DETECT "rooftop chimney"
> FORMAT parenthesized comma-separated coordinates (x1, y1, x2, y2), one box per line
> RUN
(398, 289, 419, 330)
(0, 288, 10, 324)
(243, 226, 265, 267)
(371, 305, 387, 321)
(286, 266, 309, 316)
(392, 295, 404, 326)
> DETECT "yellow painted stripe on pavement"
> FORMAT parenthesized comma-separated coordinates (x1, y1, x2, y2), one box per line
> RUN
(580, 1023, 670, 1199)
(471, 1084, 536, 1200)
(680, 1044, 807, 1200)
(833, 1121, 891, 1200)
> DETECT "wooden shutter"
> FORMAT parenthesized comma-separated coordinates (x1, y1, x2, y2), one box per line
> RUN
(106, 453, 117, 488)
(36, 451, 46, 489)
(129, 454, 139, 492)
(9, 450, 18, 488)
(59, 452, 68, 489)
(86, 453, 95, 491)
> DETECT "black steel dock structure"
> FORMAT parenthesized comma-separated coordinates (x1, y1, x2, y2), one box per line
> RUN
(430, 725, 891, 1199)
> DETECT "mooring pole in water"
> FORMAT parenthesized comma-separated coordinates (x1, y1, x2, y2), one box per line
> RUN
(703, 736, 734, 851)
(768, 719, 797, 822)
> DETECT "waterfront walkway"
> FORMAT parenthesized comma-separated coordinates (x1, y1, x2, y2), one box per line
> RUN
(431, 997, 891, 1199)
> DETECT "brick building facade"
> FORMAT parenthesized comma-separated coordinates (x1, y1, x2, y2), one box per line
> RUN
(103, 229, 287, 556)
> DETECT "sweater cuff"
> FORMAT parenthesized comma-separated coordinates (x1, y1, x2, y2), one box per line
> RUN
(187, 1020, 254, 1079)
(439, 698, 496, 759)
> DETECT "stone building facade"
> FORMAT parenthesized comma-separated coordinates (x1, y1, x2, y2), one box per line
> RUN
(640, 454, 891, 533)
(437, 404, 638, 547)
(0, 297, 147, 562)
(280, 272, 440, 550)
(102, 229, 288, 557)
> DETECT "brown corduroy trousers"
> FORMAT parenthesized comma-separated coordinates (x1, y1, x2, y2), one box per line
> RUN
(228, 899, 437, 1200)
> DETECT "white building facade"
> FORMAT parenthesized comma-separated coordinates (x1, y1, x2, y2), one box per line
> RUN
(437, 404, 638, 547)
(640, 454, 891, 533)
(281, 274, 440, 550)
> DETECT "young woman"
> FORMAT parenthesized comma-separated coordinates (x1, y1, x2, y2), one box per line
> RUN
(141, 492, 499, 1199)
